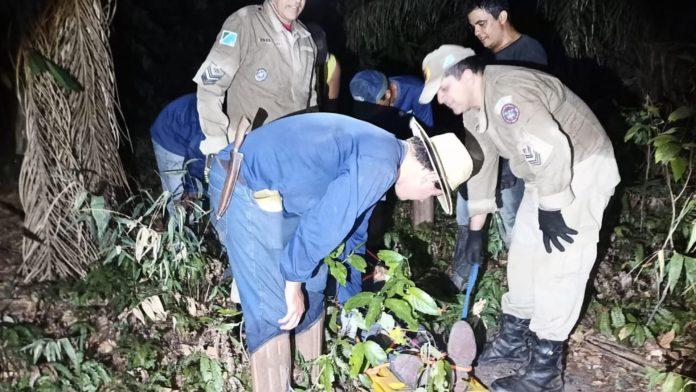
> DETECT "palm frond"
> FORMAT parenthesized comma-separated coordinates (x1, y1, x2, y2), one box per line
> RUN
(17, 0, 130, 282)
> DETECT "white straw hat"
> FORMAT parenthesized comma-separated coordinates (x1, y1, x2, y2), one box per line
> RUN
(409, 118, 474, 215)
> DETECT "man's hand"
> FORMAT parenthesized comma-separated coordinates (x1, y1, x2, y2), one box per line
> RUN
(538, 209, 578, 253)
(464, 229, 483, 266)
(278, 281, 305, 330)
(199, 136, 228, 155)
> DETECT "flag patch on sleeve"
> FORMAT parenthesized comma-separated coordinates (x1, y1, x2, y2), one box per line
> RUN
(220, 30, 238, 47)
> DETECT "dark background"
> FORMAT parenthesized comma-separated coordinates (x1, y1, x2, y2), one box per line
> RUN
(1, 0, 695, 188)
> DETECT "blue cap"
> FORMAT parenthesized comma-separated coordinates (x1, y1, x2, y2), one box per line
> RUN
(349, 70, 388, 103)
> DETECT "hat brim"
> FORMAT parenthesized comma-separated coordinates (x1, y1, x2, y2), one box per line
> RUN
(409, 118, 453, 215)
(418, 76, 442, 104)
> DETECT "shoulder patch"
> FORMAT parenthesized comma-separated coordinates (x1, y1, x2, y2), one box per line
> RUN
(501, 103, 520, 124)
(219, 30, 238, 47)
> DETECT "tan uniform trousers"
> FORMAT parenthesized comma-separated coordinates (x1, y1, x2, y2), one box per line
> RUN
(502, 153, 617, 341)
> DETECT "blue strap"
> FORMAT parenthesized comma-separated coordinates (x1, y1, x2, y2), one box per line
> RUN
(460, 263, 480, 320)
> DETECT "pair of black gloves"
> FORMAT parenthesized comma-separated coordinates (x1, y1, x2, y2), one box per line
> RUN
(463, 209, 578, 266)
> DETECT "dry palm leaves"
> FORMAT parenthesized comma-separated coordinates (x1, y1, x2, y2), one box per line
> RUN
(16, 0, 129, 282)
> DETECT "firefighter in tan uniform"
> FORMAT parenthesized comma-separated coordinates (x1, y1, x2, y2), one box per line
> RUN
(193, 0, 317, 156)
(192, 1, 318, 391)
(419, 45, 620, 392)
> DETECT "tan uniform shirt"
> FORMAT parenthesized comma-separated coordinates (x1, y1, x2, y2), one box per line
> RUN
(464, 65, 619, 216)
(193, 0, 317, 141)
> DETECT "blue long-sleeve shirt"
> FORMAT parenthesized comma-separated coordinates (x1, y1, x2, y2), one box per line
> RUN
(226, 113, 406, 282)
(390, 76, 434, 128)
(150, 94, 206, 191)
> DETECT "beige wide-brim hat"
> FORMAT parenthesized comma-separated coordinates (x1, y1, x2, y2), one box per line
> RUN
(410, 118, 474, 215)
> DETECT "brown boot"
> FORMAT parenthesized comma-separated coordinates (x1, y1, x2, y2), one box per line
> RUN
(294, 313, 325, 382)
(250, 333, 291, 391)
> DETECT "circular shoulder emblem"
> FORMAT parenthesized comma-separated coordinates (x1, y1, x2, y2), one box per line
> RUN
(255, 68, 268, 82)
(500, 103, 520, 124)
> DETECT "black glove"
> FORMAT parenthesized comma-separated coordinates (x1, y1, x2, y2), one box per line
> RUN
(451, 228, 483, 291)
(538, 209, 578, 253)
(463, 229, 483, 265)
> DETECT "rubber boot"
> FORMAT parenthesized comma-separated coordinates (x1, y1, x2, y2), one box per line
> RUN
(490, 334, 564, 392)
(477, 313, 530, 364)
(250, 333, 292, 391)
(294, 313, 325, 382)
(450, 225, 470, 291)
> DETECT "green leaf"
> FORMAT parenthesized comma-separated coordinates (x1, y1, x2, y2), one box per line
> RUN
(364, 296, 384, 328)
(200, 356, 211, 380)
(403, 287, 439, 316)
(328, 260, 348, 286)
(347, 254, 367, 273)
(363, 341, 387, 366)
(670, 157, 688, 181)
(90, 196, 111, 239)
(667, 253, 684, 293)
(320, 357, 334, 392)
(646, 105, 660, 117)
(349, 342, 365, 378)
(631, 325, 646, 347)
(27, 50, 49, 74)
(651, 134, 677, 147)
(654, 143, 682, 164)
(626, 313, 637, 323)
(618, 323, 636, 340)
(624, 124, 642, 142)
(610, 306, 625, 328)
(32, 340, 45, 364)
(377, 250, 405, 269)
(60, 338, 79, 368)
(384, 298, 418, 330)
(687, 222, 696, 253)
(344, 292, 375, 311)
(597, 310, 612, 336)
(73, 192, 88, 211)
(662, 372, 684, 392)
(683, 256, 696, 290)
(329, 243, 345, 259)
(667, 106, 693, 123)
(45, 59, 83, 92)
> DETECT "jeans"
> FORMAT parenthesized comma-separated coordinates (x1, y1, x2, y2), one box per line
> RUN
(455, 178, 524, 248)
(208, 156, 327, 353)
(152, 140, 186, 214)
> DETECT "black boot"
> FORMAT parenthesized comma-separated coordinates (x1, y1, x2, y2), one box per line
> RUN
(490, 334, 564, 392)
(477, 313, 530, 364)
(450, 225, 470, 291)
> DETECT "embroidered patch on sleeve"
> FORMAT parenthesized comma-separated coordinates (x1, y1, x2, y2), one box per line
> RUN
(501, 103, 520, 124)
(520, 134, 553, 166)
(201, 62, 225, 85)
(219, 30, 238, 47)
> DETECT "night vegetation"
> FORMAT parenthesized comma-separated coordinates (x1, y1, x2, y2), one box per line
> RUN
(0, 0, 694, 391)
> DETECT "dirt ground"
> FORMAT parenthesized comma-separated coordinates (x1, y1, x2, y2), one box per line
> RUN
(0, 184, 655, 391)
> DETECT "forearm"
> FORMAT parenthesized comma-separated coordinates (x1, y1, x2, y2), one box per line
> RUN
(469, 213, 487, 231)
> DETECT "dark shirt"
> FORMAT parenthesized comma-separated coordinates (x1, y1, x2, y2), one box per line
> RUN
(494, 34, 548, 69)
(149, 94, 206, 192)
